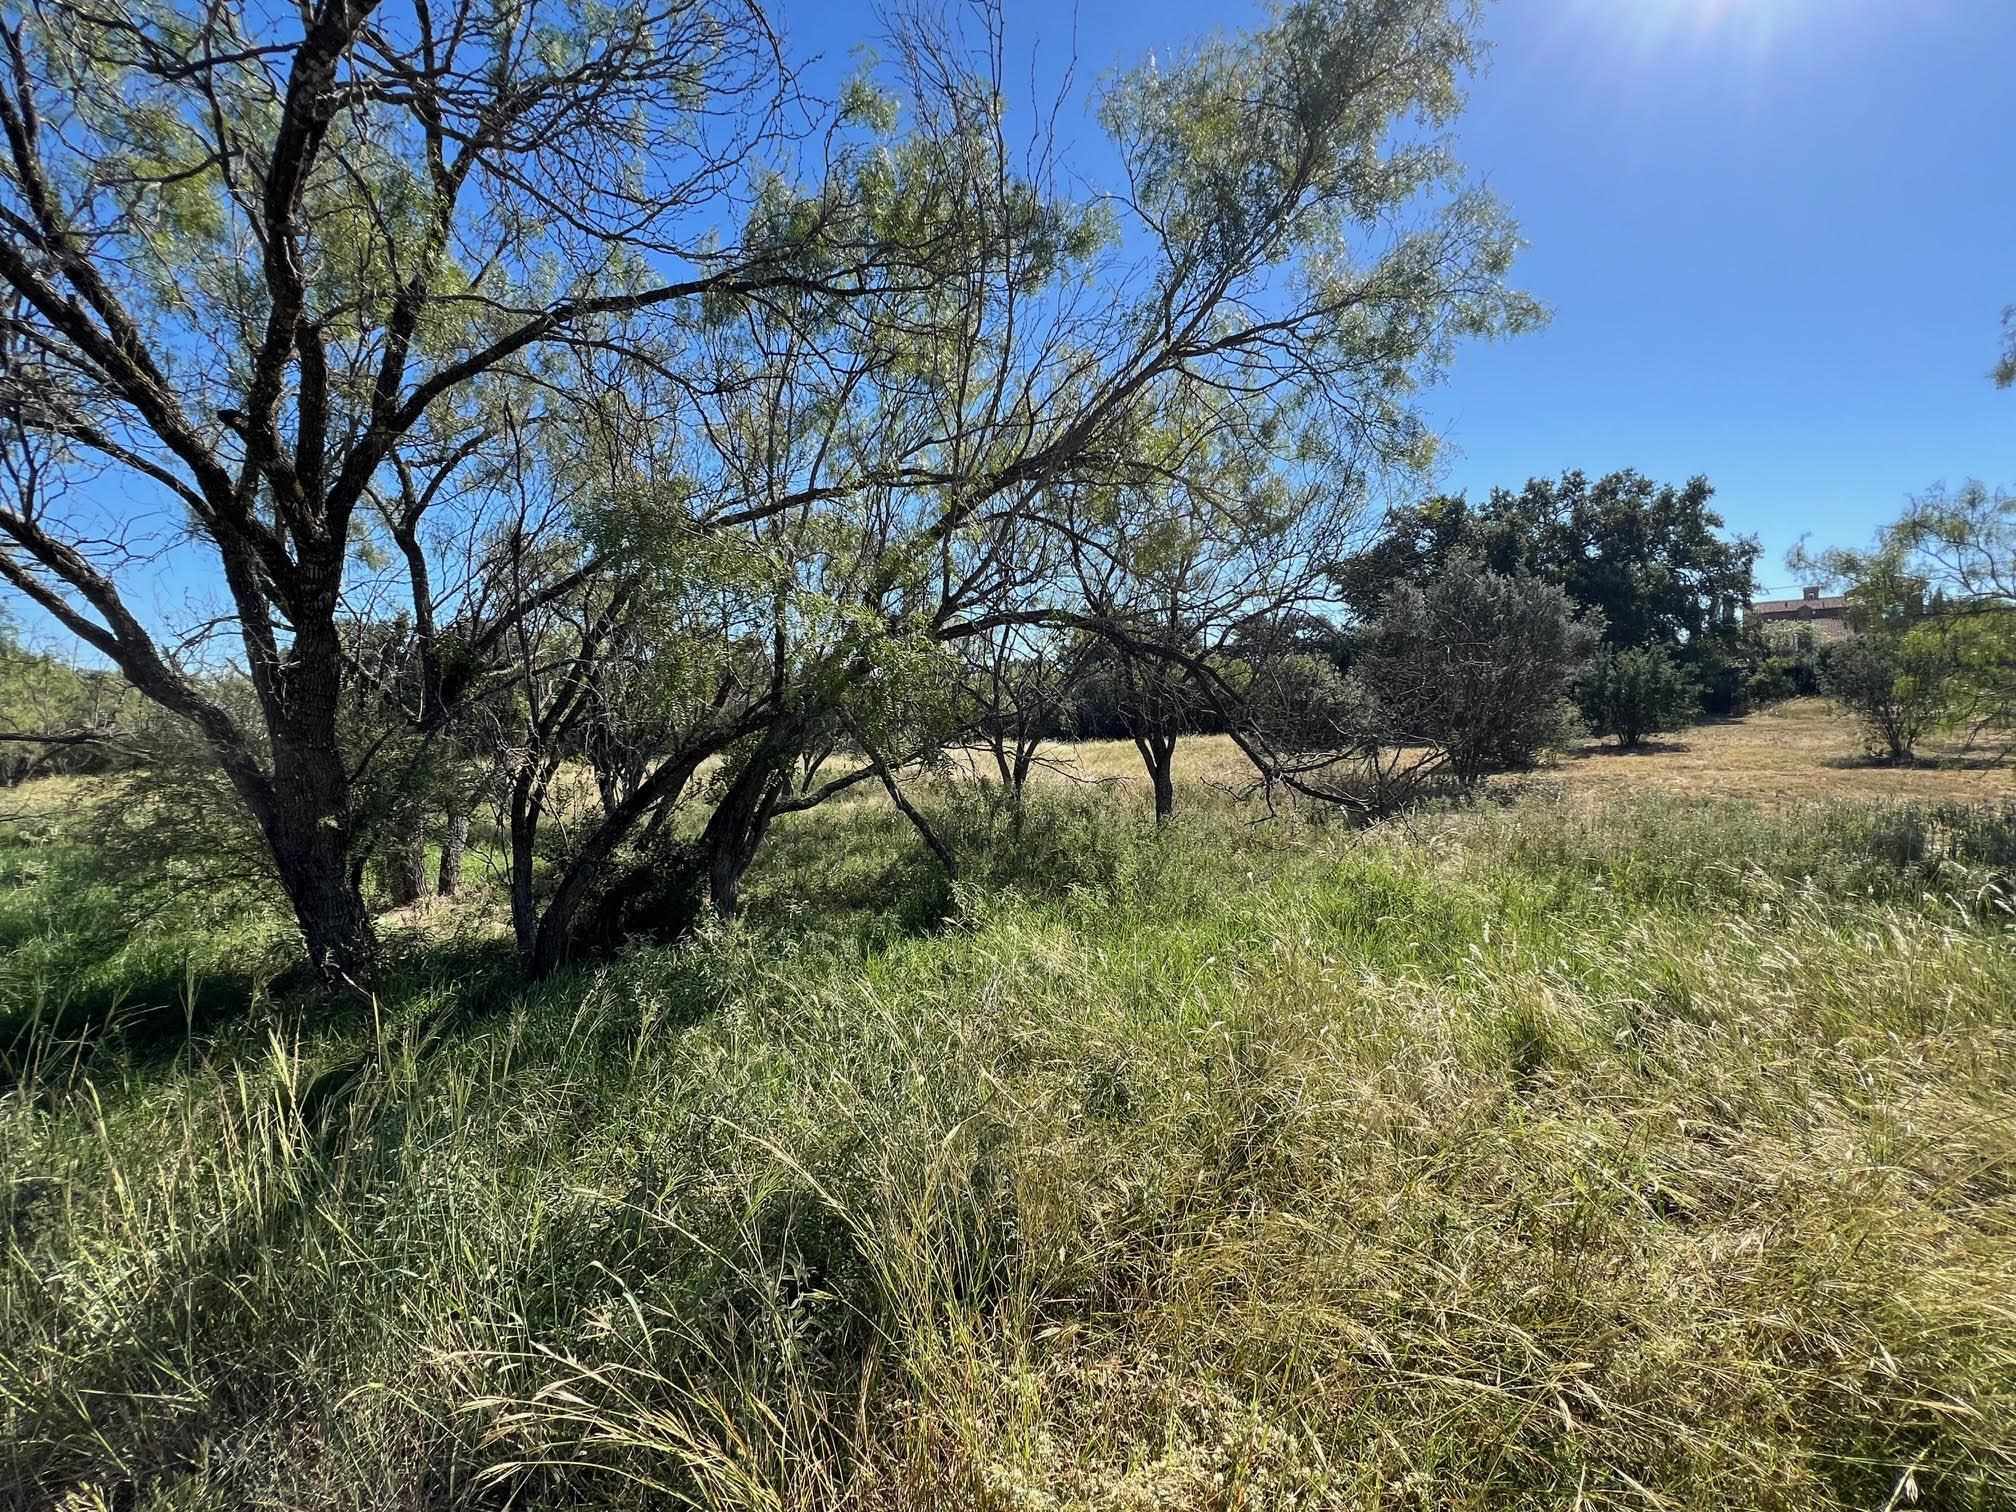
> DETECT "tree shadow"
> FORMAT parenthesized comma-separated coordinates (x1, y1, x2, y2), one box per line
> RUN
(0, 899, 539, 1095)
(1, 932, 754, 1509)
(1819, 749, 2009, 772)
(1569, 739, 1694, 758)
(743, 808, 960, 950)
(0, 964, 264, 1094)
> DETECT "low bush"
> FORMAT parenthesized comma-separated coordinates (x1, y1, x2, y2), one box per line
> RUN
(1820, 629, 1959, 763)
(1358, 556, 1601, 783)
(1581, 645, 1700, 748)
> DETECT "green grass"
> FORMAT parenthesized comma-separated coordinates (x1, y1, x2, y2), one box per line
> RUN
(3, 784, 2014, 1509)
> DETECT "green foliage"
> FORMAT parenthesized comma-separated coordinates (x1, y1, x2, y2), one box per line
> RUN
(1944, 604, 2016, 735)
(0, 784, 291, 1063)
(1793, 481, 2014, 750)
(1819, 630, 1958, 763)
(1746, 624, 1827, 706)
(1359, 556, 1601, 782)
(1098, 0, 1542, 456)
(4, 788, 2016, 1508)
(1580, 644, 1700, 749)
(1478, 470, 1758, 655)
(1343, 472, 1759, 649)
(1, 0, 1542, 978)
(1886, 482, 2016, 738)
(0, 635, 146, 785)
(1238, 651, 1363, 753)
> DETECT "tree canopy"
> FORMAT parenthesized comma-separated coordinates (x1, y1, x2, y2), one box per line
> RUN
(1340, 469, 1758, 653)
(0, 0, 1538, 981)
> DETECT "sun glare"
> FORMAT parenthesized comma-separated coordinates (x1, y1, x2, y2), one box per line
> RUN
(1596, 0, 1808, 57)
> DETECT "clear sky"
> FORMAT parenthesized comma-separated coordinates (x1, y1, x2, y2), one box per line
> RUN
(794, 0, 2016, 595)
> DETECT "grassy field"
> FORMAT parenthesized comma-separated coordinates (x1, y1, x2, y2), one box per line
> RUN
(989, 699, 2015, 811)
(3, 703, 2014, 1510)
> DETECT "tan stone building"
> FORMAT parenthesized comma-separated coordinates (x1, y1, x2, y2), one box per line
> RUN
(1750, 586, 1852, 642)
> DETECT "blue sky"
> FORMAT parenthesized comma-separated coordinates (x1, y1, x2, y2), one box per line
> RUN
(1413, 0, 2016, 593)
(13, 0, 2014, 650)
(796, 0, 2016, 594)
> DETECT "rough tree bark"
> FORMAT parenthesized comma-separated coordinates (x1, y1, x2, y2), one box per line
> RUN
(437, 805, 470, 897)
(383, 835, 427, 908)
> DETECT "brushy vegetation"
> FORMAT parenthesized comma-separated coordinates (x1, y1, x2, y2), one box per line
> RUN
(4, 781, 2016, 1511)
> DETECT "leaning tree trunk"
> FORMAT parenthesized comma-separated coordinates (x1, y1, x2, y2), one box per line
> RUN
(522, 747, 710, 979)
(857, 724, 956, 880)
(700, 750, 791, 921)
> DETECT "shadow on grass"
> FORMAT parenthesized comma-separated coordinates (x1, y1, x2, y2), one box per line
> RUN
(1820, 750, 2010, 772)
(1569, 739, 1694, 758)
(0, 964, 264, 1093)
(0, 912, 534, 1096)
(741, 806, 962, 950)
(0, 930, 758, 1510)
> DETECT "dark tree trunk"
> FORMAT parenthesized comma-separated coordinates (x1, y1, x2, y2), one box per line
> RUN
(383, 833, 427, 907)
(509, 765, 543, 959)
(1010, 742, 1035, 820)
(258, 638, 379, 986)
(523, 747, 709, 979)
(437, 762, 491, 898)
(699, 751, 789, 921)
(1136, 732, 1177, 824)
(437, 804, 469, 897)
(265, 805, 378, 988)
(888, 778, 956, 878)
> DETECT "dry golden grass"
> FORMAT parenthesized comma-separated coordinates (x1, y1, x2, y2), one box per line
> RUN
(963, 699, 2013, 814)
(0, 773, 102, 820)
(1545, 697, 2012, 806)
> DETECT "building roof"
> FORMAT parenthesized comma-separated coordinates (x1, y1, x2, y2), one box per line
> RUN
(1752, 594, 1849, 615)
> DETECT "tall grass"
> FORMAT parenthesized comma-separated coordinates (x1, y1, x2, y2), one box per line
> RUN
(2, 788, 2014, 1509)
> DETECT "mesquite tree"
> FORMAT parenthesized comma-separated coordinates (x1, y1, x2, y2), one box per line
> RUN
(1796, 483, 2016, 754)
(0, 0, 1538, 980)
(0, 0, 869, 983)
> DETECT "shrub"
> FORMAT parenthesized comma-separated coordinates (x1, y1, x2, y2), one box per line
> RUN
(1580, 645, 1699, 748)
(1819, 630, 1957, 762)
(1748, 625, 1826, 706)
(1358, 556, 1601, 784)
(1238, 653, 1365, 755)
(1747, 656, 1822, 708)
